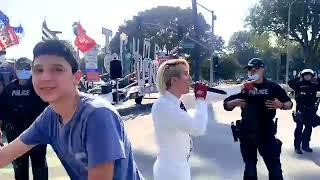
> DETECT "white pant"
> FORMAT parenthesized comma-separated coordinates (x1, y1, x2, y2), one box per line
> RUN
(153, 158, 191, 180)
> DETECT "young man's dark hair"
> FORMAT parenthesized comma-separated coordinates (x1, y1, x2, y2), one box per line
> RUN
(33, 40, 79, 74)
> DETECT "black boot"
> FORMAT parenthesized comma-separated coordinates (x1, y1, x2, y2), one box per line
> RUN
(302, 146, 313, 153)
(295, 148, 303, 154)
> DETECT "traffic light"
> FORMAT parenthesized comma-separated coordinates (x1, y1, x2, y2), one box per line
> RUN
(280, 53, 287, 80)
(212, 56, 219, 70)
(280, 53, 287, 67)
(135, 16, 143, 31)
(177, 26, 183, 41)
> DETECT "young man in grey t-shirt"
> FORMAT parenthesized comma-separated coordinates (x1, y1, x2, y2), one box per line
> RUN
(0, 40, 143, 180)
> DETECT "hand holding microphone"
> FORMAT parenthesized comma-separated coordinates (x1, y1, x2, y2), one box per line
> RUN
(191, 82, 227, 96)
(194, 81, 208, 99)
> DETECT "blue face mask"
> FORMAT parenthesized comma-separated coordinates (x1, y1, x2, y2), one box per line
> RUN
(16, 70, 32, 80)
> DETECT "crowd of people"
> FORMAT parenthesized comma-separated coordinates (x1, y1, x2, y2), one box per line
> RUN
(0, 40, 319, 180)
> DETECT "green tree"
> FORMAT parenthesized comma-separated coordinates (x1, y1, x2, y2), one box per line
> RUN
(216, 56, 241, 79)
(110, 6, 224, 59)
(228, 31, 258, 65)
(227, 31, 283, 80)
(109, 6, 225, 80)
(246, 0, 320, 66)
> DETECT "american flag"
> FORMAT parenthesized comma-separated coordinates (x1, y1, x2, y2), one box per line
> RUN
(0, 11, 24, 50)
(42, 20, 62, 40)
(0, 11, 9, 26)
(0, 26, 23, 51)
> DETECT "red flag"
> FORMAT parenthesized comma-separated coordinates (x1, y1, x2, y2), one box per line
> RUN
(7, 26, 19, 46)
(74, 23, 96, 52)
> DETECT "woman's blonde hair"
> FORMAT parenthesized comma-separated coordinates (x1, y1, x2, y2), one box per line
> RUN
(156, 58, 189, 94)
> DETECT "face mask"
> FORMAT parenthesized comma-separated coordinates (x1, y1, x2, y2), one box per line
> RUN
(248, 73, 260, 81)
(16, 70, 32, 80)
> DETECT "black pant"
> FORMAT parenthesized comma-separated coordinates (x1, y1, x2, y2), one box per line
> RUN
(294, 110, 317, 149)
(294, 122, 312, 149)
(240, 136, 283, 180)
(5, 129, 48, 180)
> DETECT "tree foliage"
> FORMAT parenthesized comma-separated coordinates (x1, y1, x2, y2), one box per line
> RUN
(110, 6, 224, 58)
(227, 30, 283, 80)
(246, 0, 320, 66)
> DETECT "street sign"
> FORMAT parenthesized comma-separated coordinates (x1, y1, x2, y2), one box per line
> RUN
(180, 40, 195, 49)
(102, 28, 112, 37)
(181, 43, 195, 49)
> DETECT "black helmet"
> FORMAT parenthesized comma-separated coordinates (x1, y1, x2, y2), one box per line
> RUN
(244, 58, 265, 69)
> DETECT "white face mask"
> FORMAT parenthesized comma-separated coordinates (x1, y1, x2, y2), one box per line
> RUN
(248, 73, 260, 81)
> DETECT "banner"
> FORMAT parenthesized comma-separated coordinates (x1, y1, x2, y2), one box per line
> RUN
(84, 47, 99, 81)
(84, 47, 98, 70)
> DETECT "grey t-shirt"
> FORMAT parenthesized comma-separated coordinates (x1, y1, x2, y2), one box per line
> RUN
(20, 93, 143, 180)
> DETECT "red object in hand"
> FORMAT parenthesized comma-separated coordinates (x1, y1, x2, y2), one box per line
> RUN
(243, 82, 254, 91)
(194, 81, 208, 99)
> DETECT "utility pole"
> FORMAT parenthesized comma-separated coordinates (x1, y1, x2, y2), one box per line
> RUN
(197, 2, 216, 83)
(191, 0, 201, 81)
(286, 0, 297, 86)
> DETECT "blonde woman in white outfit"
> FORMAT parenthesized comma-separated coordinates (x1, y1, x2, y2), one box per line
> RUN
(151, 58, 209, 180)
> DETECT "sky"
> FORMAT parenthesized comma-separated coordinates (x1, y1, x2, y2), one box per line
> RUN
(1, 0, 257, 59)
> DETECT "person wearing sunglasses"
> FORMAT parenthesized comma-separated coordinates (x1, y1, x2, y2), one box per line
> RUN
(0, 57, 49, 180)
(288, 69, 320, 154)
(151, 58, 209, 180)
(223, 58, 293, 180)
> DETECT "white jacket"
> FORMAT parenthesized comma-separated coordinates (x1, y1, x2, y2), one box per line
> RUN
(151, 91, 208, 180)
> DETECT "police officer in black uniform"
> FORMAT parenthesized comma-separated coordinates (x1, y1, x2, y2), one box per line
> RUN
(288, 69, 320, 154)
(0, 57, 48, 180)
(224, 58, 293, 180)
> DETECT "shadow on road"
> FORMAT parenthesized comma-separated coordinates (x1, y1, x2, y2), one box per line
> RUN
(191, 112, 244, 179)
(293, 147, 320, 167)
(118, 103, 153, 121)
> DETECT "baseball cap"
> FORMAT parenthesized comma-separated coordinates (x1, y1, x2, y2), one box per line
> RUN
(244, 58, 265, 69)
(15, 57, 32, 70)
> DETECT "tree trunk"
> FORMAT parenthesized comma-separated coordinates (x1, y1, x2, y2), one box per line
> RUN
(303, 44, 312, 67)
(303, 47, 320, 69)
